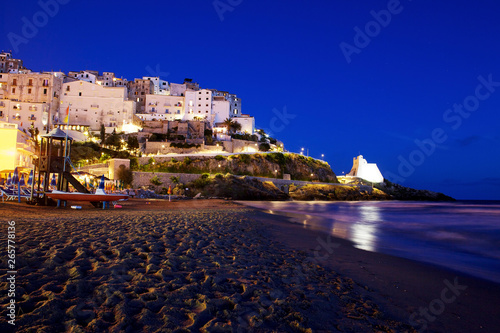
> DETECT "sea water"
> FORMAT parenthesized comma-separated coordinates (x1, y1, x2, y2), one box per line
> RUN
(242, 201, 500, 284)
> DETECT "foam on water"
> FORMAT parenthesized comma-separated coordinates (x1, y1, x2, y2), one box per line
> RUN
(242, 200, 500, 283)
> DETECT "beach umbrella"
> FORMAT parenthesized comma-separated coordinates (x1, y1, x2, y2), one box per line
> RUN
(12, 167, 19, 185)
(27, 170, 34, 186)
(98, 175, 105, 191)
(7, 173, 12, 186)
(50, 173, 57, 187)
(19, 173, 26, 187)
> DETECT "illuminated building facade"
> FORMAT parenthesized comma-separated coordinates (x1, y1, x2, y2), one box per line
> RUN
(347, 155, 384, 183)
(0, 121, 34, 171)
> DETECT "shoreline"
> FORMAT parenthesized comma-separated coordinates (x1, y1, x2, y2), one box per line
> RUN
(2, 199, 499, 332)
(243, 204, 500, 333)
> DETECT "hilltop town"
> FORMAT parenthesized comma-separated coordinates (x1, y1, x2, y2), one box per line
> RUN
(0, 51, 283, 165)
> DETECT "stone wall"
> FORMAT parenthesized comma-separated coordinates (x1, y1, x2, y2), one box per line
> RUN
(132, 171, 202, 188)
(132, 171, 338, 192)
(144, 142, 203, 154)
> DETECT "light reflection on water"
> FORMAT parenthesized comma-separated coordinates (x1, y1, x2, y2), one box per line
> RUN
(240, 200, 500, 284)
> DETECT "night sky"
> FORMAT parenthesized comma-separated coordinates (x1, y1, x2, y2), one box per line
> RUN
(2, 0, 500, 200)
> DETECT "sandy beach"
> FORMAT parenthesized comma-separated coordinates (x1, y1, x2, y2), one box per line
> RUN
(1, 199, 499, 332)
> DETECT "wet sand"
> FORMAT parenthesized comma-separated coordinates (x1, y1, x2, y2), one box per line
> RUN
(0, 199, 498, 332)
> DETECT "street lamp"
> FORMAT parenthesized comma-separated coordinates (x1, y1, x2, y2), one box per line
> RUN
(321, 154, 324, 160)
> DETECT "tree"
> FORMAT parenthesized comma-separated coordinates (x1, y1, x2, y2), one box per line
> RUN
(230, 121, 242, 133)
(105, 131, 121, 149)
(259, 143, 271, 152)
(116, 165, 134, 187)
(127, 136, 139, 149)
(223, 118, 233, 132)
(223, 118, 242, 134)
(100, 124, 106, 144)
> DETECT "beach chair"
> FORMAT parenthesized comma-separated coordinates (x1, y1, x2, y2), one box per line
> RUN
(21, 187, 32, 197)
(1, 187, 17, 201)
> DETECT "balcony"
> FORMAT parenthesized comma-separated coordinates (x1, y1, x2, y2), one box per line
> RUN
(29, 106, 37, 111)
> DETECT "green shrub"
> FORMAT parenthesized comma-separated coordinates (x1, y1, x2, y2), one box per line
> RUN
(259, 143, 271, 152)
(201, 173, 210, 179)
(239, 154, 251, 164)
(170, 176, 180, 184)
(266, 152, 286, 165)
(192, 176, 211, 188)
(150, 175, 162, 186)
(214, 155, 225, 161)
(129, 157, 139, 170)
(183, 157, 192, 165)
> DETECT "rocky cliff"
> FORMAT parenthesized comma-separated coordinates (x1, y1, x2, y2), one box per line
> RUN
(140, 153, 338, 183)
(375, 181, 455, 201)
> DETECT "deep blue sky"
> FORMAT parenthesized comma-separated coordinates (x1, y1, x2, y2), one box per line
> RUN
(2, 0, 500, 199)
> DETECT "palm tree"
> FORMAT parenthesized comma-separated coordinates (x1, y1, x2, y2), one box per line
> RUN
(223, 118, 233, 132)
(223, 118, 242, 134)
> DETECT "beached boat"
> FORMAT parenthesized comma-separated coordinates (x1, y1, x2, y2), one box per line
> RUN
(46, 174, 128, 202)
(46, 190, 128, 202)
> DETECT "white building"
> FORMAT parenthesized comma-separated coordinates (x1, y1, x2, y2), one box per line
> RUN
(60, 80, 135, 132)
(212, 96, 229, 124)
(194, 89, 213, 117)
(347, 155, 384, 183)
(0, 52, 24, 73)
(68, 71, 97, 84)
(212, 90, 241, 117)
(139, 94, 184, 122)
(0, 72, 63, 132)
(233, 114, 255, 134)
(143, 76, 169, 95)
(0, 99, 51, 133)
(169, 82, 186, 96)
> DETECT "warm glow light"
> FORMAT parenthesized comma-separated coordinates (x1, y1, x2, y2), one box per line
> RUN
(121, 123, 141, 134)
